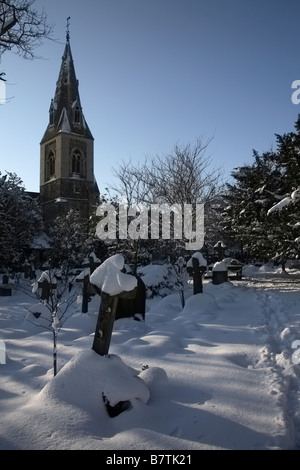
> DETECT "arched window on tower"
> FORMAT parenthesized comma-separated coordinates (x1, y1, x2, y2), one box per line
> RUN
(71, 149, 85, 178)
(46, 149, 55, 181)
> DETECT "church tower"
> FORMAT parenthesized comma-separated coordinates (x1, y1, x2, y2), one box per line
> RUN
(40, 26, 99, 225)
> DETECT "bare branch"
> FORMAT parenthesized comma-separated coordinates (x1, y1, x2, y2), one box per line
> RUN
(111, 137, 223, 207)
(0, 0, 54, 59)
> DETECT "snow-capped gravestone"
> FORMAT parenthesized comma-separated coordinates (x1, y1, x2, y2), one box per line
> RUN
(212, 261, 228, 285)
(187, 252, 207, 294)
(90, 254, 137, 356)
(0, 274, 11, 296)
(36, 271, 57, 302)
(214, 240, 226, 261)
(76, 253, 101, 313)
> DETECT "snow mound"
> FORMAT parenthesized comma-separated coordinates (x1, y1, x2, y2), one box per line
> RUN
(38, 350, 150, 410)
(138, 264, 169, 287)
(182, 292, 219, 316)
(139, 366, 168, 399)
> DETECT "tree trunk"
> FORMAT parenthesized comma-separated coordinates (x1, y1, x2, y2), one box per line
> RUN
(53, 330, 57, 376)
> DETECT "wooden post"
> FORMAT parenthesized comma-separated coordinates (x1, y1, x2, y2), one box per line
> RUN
(92, 292, 119, 356)
(192, 257, 203, 294)
(82, 275, 90, 314)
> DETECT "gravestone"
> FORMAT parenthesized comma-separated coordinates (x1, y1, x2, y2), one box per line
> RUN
(115, 276, 146, 320)
(214, 241, 226, 261)
(77, 254, 100, 313)
(38, 279, 57, 301)
(191, 257, 204, 294)
(212, 261, 228, 285)
(0, 274, 11, 296)
(90, 254, 138, 356)
(187, 253, 207, 295)
(92, 291, 120, 356)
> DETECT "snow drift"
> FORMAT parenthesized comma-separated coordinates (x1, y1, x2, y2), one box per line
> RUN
(1, 264, 300, 450)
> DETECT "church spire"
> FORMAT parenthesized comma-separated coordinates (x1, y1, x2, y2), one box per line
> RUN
(66, 16, 70, 43)
(41, 26, 93, 143)
(39, 25, 99, 226)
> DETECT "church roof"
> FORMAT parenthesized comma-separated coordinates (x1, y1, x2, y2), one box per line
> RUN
(41, 38, 93, 143)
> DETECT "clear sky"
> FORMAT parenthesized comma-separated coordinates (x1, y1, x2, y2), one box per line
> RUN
(1, 0, 300, 193)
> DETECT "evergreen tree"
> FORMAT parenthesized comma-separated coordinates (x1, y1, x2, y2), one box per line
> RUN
(0, 171, 42, 270)
(266, 116, 300, 262)
(222, 151, 282, 261)
(48, 209, 104, 273)
(223, 115, 300, 265)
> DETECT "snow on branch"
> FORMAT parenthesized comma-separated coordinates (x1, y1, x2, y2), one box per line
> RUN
(267, 197, 292, 215)
(267, 187, 300, 215)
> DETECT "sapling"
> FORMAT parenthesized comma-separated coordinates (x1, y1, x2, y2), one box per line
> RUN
(26, 268, 79, 376)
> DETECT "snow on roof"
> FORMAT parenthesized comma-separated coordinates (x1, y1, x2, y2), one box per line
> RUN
(57, 107, 71, 133)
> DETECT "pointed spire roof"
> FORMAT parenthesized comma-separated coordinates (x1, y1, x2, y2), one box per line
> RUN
(41, 33, 93, 143)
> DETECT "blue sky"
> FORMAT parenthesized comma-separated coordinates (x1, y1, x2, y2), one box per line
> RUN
(1, 0, 300, 193)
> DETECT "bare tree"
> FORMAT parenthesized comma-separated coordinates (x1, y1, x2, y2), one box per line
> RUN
(109, 138, 224, 260)
(111, 137, 223, 207)
(25, 269, 79, 376)
(0, 0, 53, 59)
(111, 159, 151, 207)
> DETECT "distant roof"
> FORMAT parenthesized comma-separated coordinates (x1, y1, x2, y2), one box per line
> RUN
(26, 191, 40, 199)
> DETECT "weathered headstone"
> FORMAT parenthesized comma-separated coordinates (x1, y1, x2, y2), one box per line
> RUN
(115, 276, 146, 320)
(0, 274, 11, 296)
(191, 257, 203, 294)
(37, 272, 57, 302)
(187, 252, 207, 295)
(77, 254, 100, 313)
(23, 261, 30, 279)
(90, 254, 138, 356)
(92, 291, 120, 356)
(214, 241, 226, 261)
(212, 261, 228, 285)
(39, 279, 50, 301)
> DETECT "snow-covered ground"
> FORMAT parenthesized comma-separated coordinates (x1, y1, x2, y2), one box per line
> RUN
(1, 263, 300, 450)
